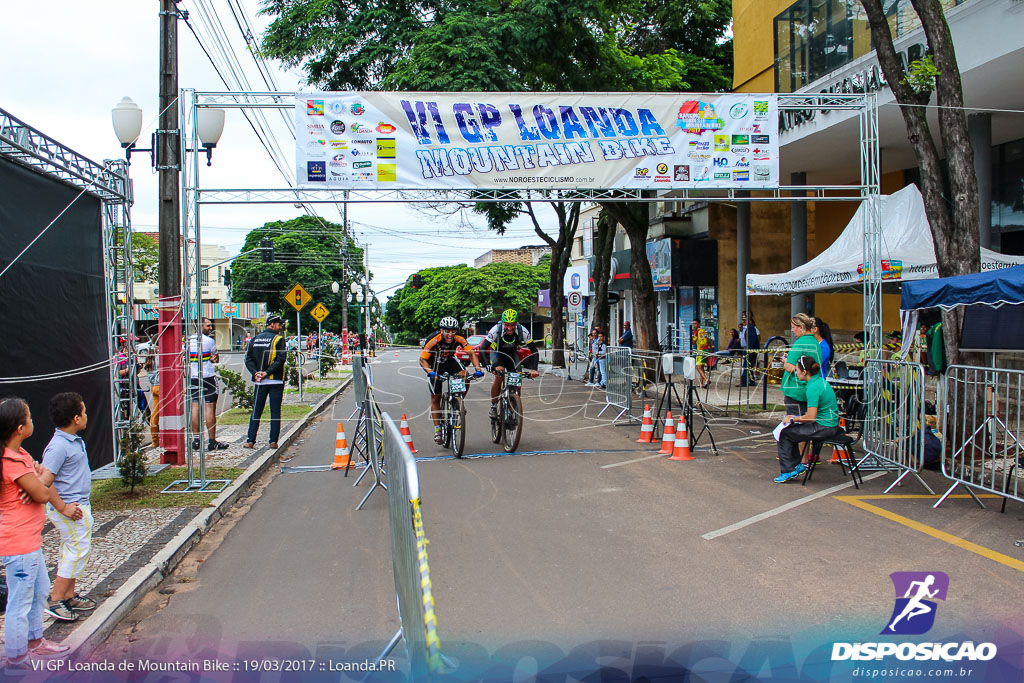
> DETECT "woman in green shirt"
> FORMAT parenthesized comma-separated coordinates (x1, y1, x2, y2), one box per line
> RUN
(775, 355, 843, 483)
(780, 313, 821, 416)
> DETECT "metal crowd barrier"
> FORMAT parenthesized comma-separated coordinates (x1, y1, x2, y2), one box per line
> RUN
(598, 346, 634, 423)
(935, 365, 1023, 510)
(628, 349, 663, 419)
(862, 358, 934, 493)
(377, 413, 444, 679)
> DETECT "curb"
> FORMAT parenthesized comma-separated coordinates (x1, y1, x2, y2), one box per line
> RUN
(61, 377, 352, 659)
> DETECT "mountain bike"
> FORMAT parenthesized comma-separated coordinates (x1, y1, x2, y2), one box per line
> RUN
(490, 369, 531, 452)
(438, 372, 473, 458)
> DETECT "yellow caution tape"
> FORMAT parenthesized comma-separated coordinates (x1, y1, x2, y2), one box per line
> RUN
(411, 499, 443, 674)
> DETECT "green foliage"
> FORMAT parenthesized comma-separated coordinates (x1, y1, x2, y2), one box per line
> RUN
(118, 419, 147, 494)
(384, 261, 548, 340)
(231, 216, 365, 333)
(129, 232, 159, 283)
(318, 340, 339, 378)
(216, 366, 255, 410)
(904, 55, 940, 95)
(285, 351, 300, 388)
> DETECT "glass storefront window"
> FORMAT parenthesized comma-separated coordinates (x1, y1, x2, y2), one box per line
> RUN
(993, 138, 1024, 255)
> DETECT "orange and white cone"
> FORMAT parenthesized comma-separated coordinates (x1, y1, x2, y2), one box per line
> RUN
(636, 404, 655, 443)
(668, 414, 694, 461)
(330, 422, 354, 469)
(395, 349, 399, 358)
(400, 414, 417, 454)
(829, 416, 847, 463)
(657, 412, 676, 455)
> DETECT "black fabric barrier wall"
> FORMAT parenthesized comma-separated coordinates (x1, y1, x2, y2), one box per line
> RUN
(0, 157, 115, 468)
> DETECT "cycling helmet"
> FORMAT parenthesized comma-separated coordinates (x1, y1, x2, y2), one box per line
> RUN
(501, 309, 518, 324)
(439, 316, 459, 330)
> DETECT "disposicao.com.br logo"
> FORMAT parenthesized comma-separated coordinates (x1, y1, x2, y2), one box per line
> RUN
(832, 571, 997, 663)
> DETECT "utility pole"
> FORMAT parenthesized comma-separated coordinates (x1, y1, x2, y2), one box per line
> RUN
(341, 198, 349, 361)
(157, 0, 185, 465)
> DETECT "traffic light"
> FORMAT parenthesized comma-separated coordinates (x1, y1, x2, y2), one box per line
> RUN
(410, 273, 424, 289)
(223, 269, 231, 287)
(260, 238, 275, 263)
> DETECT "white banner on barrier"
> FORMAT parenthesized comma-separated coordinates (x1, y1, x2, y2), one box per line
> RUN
(295, 92, 779, 190)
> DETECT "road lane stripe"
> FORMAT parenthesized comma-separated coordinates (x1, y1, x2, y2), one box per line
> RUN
(700, 472, 887, 540)
(601, 432, 772, 468)
(835, 494, 1024, 573)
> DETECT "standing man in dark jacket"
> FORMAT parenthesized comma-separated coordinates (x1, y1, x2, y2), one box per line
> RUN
(243, 315, 287, 449)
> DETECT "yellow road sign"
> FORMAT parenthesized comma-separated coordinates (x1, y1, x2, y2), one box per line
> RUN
(285, 283, 312, 311)
(310, 302, 330, 323)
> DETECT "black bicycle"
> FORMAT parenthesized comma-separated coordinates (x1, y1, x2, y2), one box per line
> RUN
(490, 369, 531, 452)
(439, 372, 473, 458)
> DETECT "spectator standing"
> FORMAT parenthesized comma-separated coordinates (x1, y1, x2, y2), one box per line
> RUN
(739, 312, 761, 387)
(40, 393, 97, 622)
(243, 315, 287, 450)
(780, 314, 822, 416)
(587, 332, 604, 386)
(188, 318, 227, 450)
(774, 356, 842, 483)
(726, 328, 742, 355)
(0, 398, 75, 667)
(693, 321, 711, 388)
(596, 333, 608, 388)
(144, 349, 160, 448)
(813, 317, 835, 378)
(618, 321, 634, 348)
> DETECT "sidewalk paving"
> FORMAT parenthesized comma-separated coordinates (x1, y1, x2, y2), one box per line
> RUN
(0, 368, 351, 656)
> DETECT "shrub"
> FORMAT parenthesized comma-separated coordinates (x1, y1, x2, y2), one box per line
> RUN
(118, 419, 147, 494)
(216, 366, 254, 410)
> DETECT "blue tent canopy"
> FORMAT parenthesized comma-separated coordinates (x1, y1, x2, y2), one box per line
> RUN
(900, 264, 1024, 311)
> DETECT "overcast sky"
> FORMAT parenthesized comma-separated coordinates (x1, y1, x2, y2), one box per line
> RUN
(1, 1, 548, 301)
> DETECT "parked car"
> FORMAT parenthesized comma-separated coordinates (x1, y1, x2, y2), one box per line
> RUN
(455, 334, 487, 363)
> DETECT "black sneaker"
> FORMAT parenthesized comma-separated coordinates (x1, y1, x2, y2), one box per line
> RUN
(44, 600, 78, 622)
(192, 439, 201, 450)
(208, 440, 230, 450)
(67, 594, 96, 611)
(488, 404, 498, 418)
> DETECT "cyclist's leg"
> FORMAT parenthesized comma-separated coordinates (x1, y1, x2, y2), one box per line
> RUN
(428, 374, 444, 441)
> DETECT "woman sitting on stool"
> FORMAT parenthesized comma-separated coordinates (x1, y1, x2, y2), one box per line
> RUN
(774, 355, 842, 483)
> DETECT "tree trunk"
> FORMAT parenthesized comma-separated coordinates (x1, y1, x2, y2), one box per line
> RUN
(599, 200, 655, 350)
(527, 199, 581, 368)
(860, 0, 980, 366)
(591, 210, 616, 338)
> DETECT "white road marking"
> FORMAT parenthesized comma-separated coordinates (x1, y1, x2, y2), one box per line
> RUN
(599, 431, 771, 468)
(700, 472, 887, 540)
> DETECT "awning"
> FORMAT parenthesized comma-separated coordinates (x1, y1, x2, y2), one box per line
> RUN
(899, 263, 1024, 311)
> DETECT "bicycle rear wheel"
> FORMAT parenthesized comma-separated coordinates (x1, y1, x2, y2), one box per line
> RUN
(502, 391, 523, 452)
(450, 396, 466, 458)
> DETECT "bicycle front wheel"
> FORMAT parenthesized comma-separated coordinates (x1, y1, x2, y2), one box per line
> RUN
(450, 396, 466, 458)
(441, 395, 453, 447)
(502, 391, 523, 452)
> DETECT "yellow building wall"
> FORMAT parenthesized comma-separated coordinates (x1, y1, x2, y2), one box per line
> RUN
(732, 0, 793, 92)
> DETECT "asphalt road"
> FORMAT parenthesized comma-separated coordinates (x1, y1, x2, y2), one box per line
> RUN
(97, 348, 1024, 680)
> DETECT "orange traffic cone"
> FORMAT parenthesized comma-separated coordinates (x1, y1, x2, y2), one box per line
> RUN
(669, 414, 695, 461)
(657, 411, 676, 455)
(636, 405, 655, 443)
(400, 414, 417, 454)
(829, 416, 847, 463)
(395, 350, 399, 358)
(330, 423, 354, 469)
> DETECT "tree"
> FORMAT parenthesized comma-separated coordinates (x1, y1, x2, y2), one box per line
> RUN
(131, 232, 159, 283)
(858, 0, 979, 365)
(598, 200, 658, 350)
(589, 210, 617, 338)
(231, 216, 365, 332)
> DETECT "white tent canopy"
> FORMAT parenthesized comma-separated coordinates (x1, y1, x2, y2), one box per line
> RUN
(746, 184, 1024, 296)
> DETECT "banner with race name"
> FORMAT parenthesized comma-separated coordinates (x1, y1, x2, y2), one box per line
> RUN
(295, 92, 778, 190)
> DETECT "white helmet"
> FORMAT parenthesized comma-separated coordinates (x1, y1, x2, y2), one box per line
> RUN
(439, 316, 459, 330)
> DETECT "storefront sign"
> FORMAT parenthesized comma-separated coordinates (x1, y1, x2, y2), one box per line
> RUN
(647, 238, 673, 291)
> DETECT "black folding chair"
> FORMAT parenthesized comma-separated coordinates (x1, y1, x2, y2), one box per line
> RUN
(801, 395, 867, 488)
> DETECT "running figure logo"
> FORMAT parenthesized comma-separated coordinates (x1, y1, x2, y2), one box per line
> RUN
(882, 571, 949, 635)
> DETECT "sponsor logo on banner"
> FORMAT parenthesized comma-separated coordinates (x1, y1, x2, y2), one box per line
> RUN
(353, 160, 373, 169)
(753, 148, 770, 160)
(306, 123, 325, 132)
(732, 169, 749, 181)
(634, 167, 650, 179)
(688, 140, 710, 151)
(735, 157, 750, 167)
(729, 102, 750, 119)
(330, 170, 345, 178)
(376, 138, 396, 159)
(688, 153, 710, 161)
(752, 134, 770, 144)
(712, 157, 729, 168)
(714, 172, 731, 180)
(330, 101, 350, 115)
(695, 166, 710, 181)
(350, 123, 373, 134)
(351, 103, 366, 115)
(351, 139, 373, 144)
(306, 139, 327, 150)
(731, 147, 749, 154)
(330, 120, 346, 134)
(753, 100, 769, 118)
(306, 100, 324, 116)
(673, 165, 690, 181)
(676, 100, 724, 134)
(329, 140, 348, 149)
(377, 164, 397, 182)
(350, 148, 364, 157)
(307, 161, 326, 181)
(656, 163, 668, 175)
(753, 165, 771, 180)
(376, 122, 397, 134)
(751, 123, 763, 133)
(350, 171, 375, 182)
(731, 134, 749, 145)
(713, 134, 730, 151)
